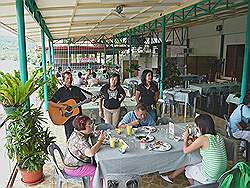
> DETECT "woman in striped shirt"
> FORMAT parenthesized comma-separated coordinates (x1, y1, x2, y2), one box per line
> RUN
(161, 114, 227, 185)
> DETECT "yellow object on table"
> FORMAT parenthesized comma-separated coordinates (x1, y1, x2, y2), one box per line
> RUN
(109, 137, 116, 148)
(115, 128, 122, 134)
(127, 125, 132, 136)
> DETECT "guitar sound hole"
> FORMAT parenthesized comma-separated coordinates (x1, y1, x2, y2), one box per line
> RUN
(64, 111, 72, 117)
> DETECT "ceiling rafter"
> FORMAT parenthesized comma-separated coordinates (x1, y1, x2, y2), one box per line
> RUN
(67, 0, 80, 38)
(0, 2, 15, 6)
(0, 0, 247, 42)
(101, 0, 165, 37)
(71, 19, 140, 27)
(38, 1, 178, 11)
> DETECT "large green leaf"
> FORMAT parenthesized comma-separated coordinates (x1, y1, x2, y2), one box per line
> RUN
(0, 69, 43, 107)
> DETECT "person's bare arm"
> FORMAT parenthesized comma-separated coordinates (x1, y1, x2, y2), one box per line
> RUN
(117, 119, 140, 128)
(119, 92, 126, 103)
(85, 132, 105, 157)
(98, 98, 104, 118)
(135, 91, 140, 104)
(154, 90, 160, 104)
(182, 130, 205, 154)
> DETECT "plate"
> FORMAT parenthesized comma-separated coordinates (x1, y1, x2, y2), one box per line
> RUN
(135, 134, 155, 143)
(141, 126, 157, 133)
(149, 141, 171, 151)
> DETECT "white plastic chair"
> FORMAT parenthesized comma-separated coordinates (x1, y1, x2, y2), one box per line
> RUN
(47, 143, 90, 188)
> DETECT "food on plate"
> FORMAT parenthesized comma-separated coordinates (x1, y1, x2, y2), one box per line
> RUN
(143, 126, 157, 132)
(135, 134, 154, 142)
(152, 141, 163, 148)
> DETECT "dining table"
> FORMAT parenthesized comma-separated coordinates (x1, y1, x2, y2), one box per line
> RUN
(189, 82, 240, 95)
(92, 123, 201, 188)
(163, 87, 200, 121)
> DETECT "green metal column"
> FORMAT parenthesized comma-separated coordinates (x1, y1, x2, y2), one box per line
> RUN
(129, 30, 132, 78)
(16, 0, 28, 83)
(160, 16, 166, 99)
(68, 41, 70, 68)
(112, 36, 115, 65)
(41, 30, 48, 111)
(16, 0, 29, 107)
(48, 40, 53, 78)
(240, 0, 250, 103)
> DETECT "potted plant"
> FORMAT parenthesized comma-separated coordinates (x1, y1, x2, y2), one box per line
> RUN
(0, 69, 43, 113)
(5, 105, 55, 185)
(126, 62, 141, 77)
(163, 61, 181, 89)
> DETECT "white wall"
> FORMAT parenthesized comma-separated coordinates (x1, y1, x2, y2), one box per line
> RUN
(189, 15, 246, 59)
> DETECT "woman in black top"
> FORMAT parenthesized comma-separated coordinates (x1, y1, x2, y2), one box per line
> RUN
(135, 69, 159, 122)
(99, 73, 126, 127)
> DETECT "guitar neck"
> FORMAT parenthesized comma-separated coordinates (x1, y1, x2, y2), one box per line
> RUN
(71, 98, 92, 109)
(70, 94, 101, 109)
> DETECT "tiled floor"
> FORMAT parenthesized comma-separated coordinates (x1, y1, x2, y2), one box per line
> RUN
(11, 107, 247, 188)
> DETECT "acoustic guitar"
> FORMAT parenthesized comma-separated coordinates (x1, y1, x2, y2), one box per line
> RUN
(48, 94, 101, 125)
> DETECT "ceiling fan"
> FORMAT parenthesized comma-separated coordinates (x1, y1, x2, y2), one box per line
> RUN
(110, 5, 127, 19)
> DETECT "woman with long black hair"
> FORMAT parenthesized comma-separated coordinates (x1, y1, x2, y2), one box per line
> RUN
(99, 73, 126, 127)
(135, 69, 159, 122)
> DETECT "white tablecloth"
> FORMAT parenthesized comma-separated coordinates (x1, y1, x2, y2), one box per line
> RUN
(93, 123, 201, 188)
(163, 88, 200, 120)
(189, 82, 240, 95)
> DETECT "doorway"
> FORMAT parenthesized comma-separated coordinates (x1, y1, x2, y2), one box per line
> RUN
(225, 44, 246, 81)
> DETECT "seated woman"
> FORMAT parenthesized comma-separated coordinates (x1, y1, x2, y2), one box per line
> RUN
(74, 72, 85, 86)
(229, 94, 250, 156)
(161, 114, 227, 185)
(88, 72, 100, 87)
(64, 115, 105, 188)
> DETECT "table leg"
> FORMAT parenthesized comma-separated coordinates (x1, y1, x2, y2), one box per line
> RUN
(161, 103, 165, 118)
(193, 97, 197, 117)
(184, 100, 187, 122)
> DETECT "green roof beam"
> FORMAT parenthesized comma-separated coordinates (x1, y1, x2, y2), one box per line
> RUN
(25, 0, 53, 41)
(240, 0, 250, 102)
(115, 0, 248, 37)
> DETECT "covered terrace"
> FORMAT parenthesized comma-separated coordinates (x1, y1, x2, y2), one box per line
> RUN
(0, 0, 249, 187)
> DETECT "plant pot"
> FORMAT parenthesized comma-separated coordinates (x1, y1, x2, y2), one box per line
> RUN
(19, 168, 44, 185)
(3, 106, 17, 115)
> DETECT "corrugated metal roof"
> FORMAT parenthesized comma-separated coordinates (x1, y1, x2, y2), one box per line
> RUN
(0, 0, 203, 41)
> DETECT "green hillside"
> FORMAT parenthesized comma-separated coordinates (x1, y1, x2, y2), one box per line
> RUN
(0, 36, 38, 65)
